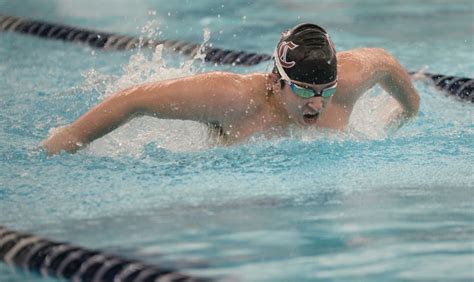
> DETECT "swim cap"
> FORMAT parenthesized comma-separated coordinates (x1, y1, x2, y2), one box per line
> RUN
(274, 23, 337, 84)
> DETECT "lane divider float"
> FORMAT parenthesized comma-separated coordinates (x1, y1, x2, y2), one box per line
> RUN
(0, 226, 211, 282)
(1, 14, 472, 102)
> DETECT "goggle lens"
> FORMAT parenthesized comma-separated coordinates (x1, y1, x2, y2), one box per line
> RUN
(289, 83, 337, 99)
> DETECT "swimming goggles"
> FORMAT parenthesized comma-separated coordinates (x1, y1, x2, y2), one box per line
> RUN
(288, 81, 337, 98)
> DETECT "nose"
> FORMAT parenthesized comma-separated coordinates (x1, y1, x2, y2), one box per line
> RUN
(307, 97, 324, 111)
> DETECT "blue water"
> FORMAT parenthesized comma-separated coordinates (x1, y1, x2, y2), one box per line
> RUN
(1, 0, 473, 281)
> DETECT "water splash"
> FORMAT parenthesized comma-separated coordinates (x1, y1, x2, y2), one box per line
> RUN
(349, 89, 404, 139)
(81, 23, 214, 157)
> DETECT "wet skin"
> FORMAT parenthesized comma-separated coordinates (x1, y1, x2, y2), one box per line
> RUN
(42, 48, 420, 155)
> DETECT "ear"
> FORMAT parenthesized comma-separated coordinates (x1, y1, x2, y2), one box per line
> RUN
(268, 73, 280, 83)
(265, 73, 281, 95)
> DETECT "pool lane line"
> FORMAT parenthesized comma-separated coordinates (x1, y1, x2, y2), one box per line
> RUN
(0, 14, 271, 66)
(412, 72, 474, 103)
(0, 226, 212, 282)
(0, 14, 472, 103)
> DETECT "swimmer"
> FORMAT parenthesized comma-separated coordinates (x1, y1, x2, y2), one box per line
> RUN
(42, 23, 420, 155)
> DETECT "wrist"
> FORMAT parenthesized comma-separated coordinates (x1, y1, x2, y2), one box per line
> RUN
(41, 125, 84, 155)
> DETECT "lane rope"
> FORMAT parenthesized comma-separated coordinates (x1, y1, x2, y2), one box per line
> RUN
(1, 14, 472, 102)
(0, 226, 211, 282)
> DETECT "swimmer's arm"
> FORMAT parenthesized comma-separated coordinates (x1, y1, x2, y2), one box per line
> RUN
(336, 48, 420, 119)
(41, 85, 144, 155)
(42, 72, 245, 155)
(374, 49, 420, 118)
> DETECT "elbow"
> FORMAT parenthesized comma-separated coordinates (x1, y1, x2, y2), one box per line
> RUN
(103, 88, 144, 121)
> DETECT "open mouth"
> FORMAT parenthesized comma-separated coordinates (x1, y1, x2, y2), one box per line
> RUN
(303, 112, 320, 123)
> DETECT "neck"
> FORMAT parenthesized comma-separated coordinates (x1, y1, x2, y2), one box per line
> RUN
(264, 75, 292, 126)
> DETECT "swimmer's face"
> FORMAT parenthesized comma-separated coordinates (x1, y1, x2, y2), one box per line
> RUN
(273, 65, 336, 126)
(279, 80, 333, 126)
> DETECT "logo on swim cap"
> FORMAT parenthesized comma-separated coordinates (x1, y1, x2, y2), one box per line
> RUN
(277, 41, 299, 68)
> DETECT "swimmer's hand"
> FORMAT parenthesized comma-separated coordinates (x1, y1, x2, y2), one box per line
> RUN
(41, 125, 84, 155)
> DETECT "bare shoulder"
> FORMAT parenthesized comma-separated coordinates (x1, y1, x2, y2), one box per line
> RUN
(192, 72, 268, 119)
(193, 71, 244, 82)
(181, 71, 246, 91)
(337, 48, 398, 75)
(209, 72, 268, 101)
(338, 48, 393, 59)
(159, 71, 261, 105)
(190, 71, 265, 97)
(240, 73, 268, 95)
(192, 71, 263, 84)
(333, 48, 395, 105)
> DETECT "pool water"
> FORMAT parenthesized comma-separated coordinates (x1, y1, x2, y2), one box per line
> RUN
(1, 0, 473, 281)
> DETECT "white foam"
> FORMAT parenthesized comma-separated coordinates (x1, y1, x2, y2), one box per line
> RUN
(348, 88, 404, 139)
(82, 23, 213, 157)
